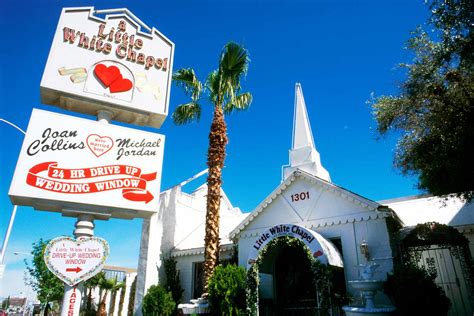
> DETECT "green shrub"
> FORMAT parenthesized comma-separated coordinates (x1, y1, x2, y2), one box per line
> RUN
(384, 264, 451, 316)
(208, 264, 246, 316)
(142, 284, 176, 316)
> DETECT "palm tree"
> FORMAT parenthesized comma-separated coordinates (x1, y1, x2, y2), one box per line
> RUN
(97, 276, 123, 316)
(172, 42, 252, 292)
(108, 280, 125, 316)
(83, 272, 105, 312)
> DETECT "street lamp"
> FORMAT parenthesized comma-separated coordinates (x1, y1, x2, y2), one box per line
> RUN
(0, 119, 26, 135)
(0, 118, 26, 281)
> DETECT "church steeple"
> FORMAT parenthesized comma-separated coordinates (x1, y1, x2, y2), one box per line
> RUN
(283, 83, 331, 182)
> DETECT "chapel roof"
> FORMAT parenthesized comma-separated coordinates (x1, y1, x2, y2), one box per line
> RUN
(381, 194, 474, 229)
(229, 169, 388, 239)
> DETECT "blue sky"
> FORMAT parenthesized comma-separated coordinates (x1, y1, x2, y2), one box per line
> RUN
(0, 0, 428, 298)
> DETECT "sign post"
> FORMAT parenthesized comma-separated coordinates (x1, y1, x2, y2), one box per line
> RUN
(59, 218, 91, 316)
(8, 107, 164, 315)
(43, 213, 110, 316)
(8, 7, 174, 315)
(62, 285, 82, 316)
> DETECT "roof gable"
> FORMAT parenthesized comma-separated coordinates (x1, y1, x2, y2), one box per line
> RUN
(230, 170, 384, 239)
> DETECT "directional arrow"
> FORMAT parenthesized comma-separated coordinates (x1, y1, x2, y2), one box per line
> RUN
(123, 190, 154, 203)
(66, 267, 82, 273)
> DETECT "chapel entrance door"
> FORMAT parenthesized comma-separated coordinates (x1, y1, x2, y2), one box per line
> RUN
(414, 246, 473, 316)
(274, 243, 316, 315)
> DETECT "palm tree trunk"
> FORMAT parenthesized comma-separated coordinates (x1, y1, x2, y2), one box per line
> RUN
(98, 291, 108, 316)
(118, 285, 126, 315)
(109, 291, 116, 316)
(87, 287, 92, 311)
(203, 105, 228, 293)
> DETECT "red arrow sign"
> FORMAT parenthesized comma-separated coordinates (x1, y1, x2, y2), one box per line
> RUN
(66, 267, 83, 273)
(123, 190, 154, 203)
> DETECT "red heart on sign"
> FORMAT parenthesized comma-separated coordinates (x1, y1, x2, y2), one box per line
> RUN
(86, 134, 114, 157)
(109, 76, 133, 93)
(94, 64, 121, 87)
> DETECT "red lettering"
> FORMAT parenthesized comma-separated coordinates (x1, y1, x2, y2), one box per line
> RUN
(116, 44, 126, 58)
(97, 24, 106, 38)
(114, 31, 122, 43)
(103, 43, 112, 54)
(118, 20, 126, 31)
(135, 39, 143, 49)
(78, 33, 89, 48)
(63, 27, 79, 43)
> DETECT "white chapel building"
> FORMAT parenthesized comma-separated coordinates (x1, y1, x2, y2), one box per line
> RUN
(134, 84, 474, 315)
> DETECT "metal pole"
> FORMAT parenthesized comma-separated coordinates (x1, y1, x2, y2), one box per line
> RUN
(0, 118, 25, 280)
(59, 214, 95, 316)
(0, 205, 18, 264)
(59, 109, 110, 316)
(97, 110, 113, 124)
(0, 118, 26, 135)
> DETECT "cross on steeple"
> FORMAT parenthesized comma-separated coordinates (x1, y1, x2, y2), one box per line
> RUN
(283, 83, 331, 182)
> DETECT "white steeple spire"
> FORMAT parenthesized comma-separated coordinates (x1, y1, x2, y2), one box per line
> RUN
(283, 83, 331, 182)
(293, 83, 315, 150)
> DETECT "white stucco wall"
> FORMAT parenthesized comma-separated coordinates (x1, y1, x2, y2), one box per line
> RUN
(135, 183, 238, 311)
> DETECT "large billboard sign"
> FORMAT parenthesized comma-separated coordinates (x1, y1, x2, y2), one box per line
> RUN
(9, 109, 165, 219)
(40, 7, 174, 128)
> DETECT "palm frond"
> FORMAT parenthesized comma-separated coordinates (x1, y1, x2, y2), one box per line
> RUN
(219, 42, 250, 92)
(172, 102, 202, 125)
(98, 277, 117, 290)
(206, 70, 220, 104)
(224, 92, 252, 114)
(172, 68, 202, 101)
(112, 281, 125, 292)
(172, 43, 251, 125)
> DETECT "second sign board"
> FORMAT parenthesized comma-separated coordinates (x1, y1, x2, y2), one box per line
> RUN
(9, 109, 165, 219)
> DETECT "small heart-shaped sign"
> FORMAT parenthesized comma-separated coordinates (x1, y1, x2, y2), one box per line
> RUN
(94, 64, 121, 87)
(110, 76, 133, 93)
(313, 250, 323, 258)
(44, 236, 109, 286)
(87, 134, 114, 157)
